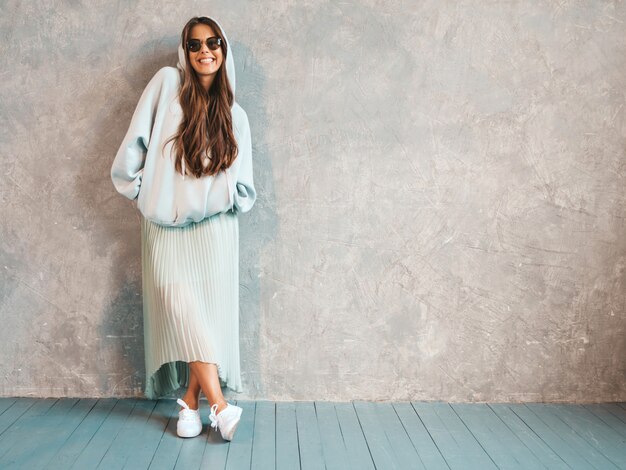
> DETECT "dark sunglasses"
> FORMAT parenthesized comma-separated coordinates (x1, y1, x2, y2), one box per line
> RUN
(186, 37, 222, 52)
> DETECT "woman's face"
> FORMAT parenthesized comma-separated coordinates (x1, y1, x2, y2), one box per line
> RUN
(187, 23, 224, 88)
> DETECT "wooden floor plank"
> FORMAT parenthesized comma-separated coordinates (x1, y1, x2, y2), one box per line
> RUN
(0, 398, 59, 462)
(71, 398, 137, 469)
(538, 404, 626, 468)
(174, 420, 210, 470)
(0, 398, 37, 437)
(20, 398, 98, 469)
(47, 398, 118, 470)
(488, 404, 569, 469)
(276, 402, 300, 470)
(0, 398, 80, 468)
(225, 400, 256, 470)
(250, 401, 275, 470)
(295, 401, 325, 470)
(353, 400, 403, 470)
(199, 400, 229, 470)
(394, 402, 449, 470)
(0, 398, 18, 416)
(200, 435, 229, 470)
(604, 403, 626, 424)
(97, 399, 158, 469)
(508, 404, 610, 470)
(174, 437, 208, 469)
(452, 403, 544, 469)
(147, 399, 185, 470)
(314, 402, 350, 470)
(526, 404, 620, 469)
(123, 399, 178, 469)
(376, 402, 427, 469)
(0, 398, 622, 470)
(334, 402, 375, 470)
(412, 402, 498, 470)
(584, 404, 626, 439)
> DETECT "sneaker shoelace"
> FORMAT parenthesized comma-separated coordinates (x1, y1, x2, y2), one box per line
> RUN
(209, 403, 220, 430)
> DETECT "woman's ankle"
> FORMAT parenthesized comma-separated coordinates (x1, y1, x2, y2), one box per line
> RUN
(213, 399, 229, 414)
(181, 394, 199, 410)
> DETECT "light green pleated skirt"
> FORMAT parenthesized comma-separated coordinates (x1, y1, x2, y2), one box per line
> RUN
(140, 210, 242, 399)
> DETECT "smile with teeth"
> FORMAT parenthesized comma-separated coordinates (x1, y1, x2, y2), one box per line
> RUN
(199, 58, 215, 64)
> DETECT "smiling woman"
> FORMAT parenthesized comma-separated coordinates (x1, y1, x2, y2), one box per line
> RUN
(187, 24, 224, 91)
(110, 15, 257, 442)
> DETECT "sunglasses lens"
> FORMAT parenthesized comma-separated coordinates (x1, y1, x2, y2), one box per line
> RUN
(208, 38, 221, 50)
(187, 40, 201, 52)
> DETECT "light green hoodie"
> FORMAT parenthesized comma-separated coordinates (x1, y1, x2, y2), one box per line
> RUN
(110, 17, 256, 227)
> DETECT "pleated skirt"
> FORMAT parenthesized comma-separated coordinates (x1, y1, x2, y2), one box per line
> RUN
(140, 210, 242, 400)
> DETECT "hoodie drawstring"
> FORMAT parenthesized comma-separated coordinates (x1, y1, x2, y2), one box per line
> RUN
(226, 169, 233, 210)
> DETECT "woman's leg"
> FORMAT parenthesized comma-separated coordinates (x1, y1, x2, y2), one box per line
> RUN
(180, 366, 201, 410)
(188, 361, 228, 414)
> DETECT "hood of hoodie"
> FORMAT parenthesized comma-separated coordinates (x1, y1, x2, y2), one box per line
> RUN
(176, 16, 236, 96)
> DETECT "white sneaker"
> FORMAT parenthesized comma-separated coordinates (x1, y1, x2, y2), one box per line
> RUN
(176, 398, 202, 438)
(208, 402, 243, 441)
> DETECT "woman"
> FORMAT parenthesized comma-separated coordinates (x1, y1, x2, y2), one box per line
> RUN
(110, 16, 256, 442)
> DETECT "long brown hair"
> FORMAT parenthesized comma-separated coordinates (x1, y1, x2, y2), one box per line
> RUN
(164, 17, 238, 178)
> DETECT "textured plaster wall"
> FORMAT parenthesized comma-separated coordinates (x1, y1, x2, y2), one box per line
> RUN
(1, 0, 625, 402)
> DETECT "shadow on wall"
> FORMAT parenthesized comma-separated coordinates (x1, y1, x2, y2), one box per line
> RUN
(73, 35, 277, 398)
(227, 39, 278, 399)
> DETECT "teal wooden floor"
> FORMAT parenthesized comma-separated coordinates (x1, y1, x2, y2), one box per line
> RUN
(0, 398, 624, 469)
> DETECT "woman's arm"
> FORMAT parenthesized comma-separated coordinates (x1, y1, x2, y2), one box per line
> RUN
(233, 112, 257, 213)
(110, 71, 162, 200)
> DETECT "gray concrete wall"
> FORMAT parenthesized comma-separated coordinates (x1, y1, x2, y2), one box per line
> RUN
(1, 0, 624, 402)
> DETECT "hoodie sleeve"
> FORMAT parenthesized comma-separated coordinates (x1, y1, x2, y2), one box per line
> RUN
(110, 71, 162, 200)
(233, 113, 257, 213)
